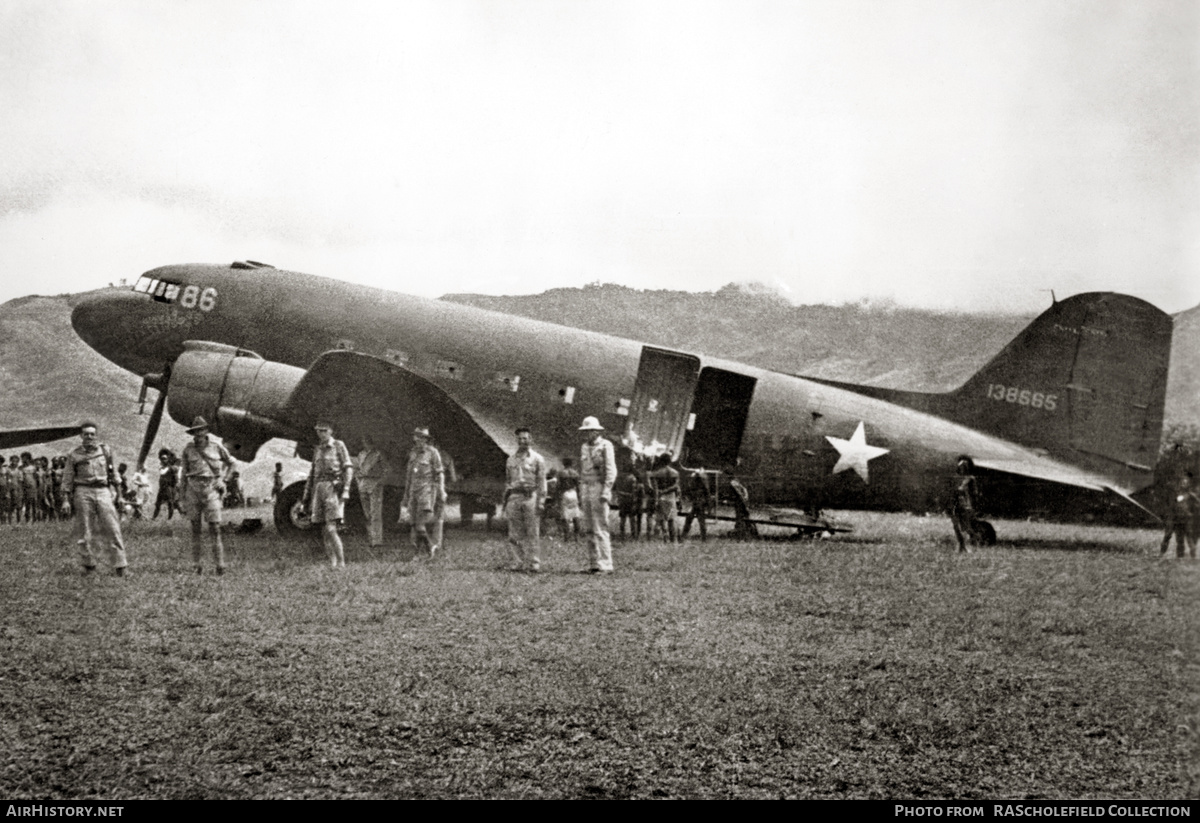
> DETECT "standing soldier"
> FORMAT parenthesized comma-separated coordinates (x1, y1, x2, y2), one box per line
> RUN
(503, 427, 547, 572)
(355, 435, 389, 549)
(1160, 472, 1199, 560)
(403, 427, 445, 557)
(179, 417, 235, 575)
(578, 416, 617, 574)
(303, 421, 354, 568)
(61, 421, 128, 576)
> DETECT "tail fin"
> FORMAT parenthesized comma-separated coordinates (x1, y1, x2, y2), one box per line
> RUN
(947, 292, 1171, 475)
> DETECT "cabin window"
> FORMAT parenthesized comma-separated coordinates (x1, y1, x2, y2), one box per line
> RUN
(434, 359, 463, 380)
(492, 372, 520, 392)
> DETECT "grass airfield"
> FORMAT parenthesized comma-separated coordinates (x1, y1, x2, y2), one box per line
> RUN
(1, 508, 1196, 800)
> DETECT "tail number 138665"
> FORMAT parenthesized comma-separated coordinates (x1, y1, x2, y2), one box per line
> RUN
(986, 384, 1058, 410)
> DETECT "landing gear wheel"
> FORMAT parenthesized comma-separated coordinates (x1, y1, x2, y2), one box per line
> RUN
(274, 481, 316, 540)
(459, 493, 496, 527)
(974, 519, 997, 546)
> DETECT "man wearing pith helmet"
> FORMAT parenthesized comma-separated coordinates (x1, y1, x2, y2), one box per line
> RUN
(404, 426, 445, 557)
(578, 416, 617, 574)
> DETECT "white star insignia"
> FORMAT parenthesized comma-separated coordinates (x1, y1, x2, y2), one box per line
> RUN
(825, 421, 889, 483)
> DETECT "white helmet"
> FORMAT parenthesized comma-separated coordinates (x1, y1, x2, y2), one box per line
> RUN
(578, 416, 605, 431)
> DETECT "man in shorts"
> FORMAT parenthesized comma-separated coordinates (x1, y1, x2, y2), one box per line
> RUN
(179, 417, 235, 575)
(303, 421, 354, 568)
(404, 427, 445, 557)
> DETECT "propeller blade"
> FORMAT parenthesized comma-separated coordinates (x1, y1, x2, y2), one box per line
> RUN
(136, 388, 167, 473)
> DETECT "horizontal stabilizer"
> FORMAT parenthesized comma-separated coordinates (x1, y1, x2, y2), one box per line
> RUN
(974, 453, 1160, 520)
(973, 456, 1109, 493)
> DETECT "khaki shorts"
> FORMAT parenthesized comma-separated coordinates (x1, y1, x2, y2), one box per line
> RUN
(310, 480, 345, 524)
(183, 479, 223, 524)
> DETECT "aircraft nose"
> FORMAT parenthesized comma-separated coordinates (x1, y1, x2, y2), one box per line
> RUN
(71, 288, 125, 352)
(71, 288, 162, 374)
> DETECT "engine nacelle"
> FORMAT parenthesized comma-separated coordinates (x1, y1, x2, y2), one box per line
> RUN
(168, 341, 305, 461)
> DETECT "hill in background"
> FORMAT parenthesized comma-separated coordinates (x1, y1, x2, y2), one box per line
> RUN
(1, 284, 1196, 496)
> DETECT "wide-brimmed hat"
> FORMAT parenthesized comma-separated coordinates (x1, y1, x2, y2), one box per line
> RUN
(413, 427, 431, 438)
(578, 416, 604, 431)
(186, 416, 210, 435)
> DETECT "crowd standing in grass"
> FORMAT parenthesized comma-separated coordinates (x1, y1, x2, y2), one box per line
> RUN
(32, 413, 1200, 578)
(0, 452, 67, 524)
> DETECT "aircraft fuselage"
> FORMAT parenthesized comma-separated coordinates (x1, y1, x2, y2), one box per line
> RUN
(71, 263, 1162, 517)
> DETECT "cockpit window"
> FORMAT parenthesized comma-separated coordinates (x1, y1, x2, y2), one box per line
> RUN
(132, 275, 220, 312)
(133, 275, 183, 303)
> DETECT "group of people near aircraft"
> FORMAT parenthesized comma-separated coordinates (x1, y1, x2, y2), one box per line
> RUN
(0, 453, 69, 524)
(611, 455, 710, 544)
(50, 410, 1200, 578)
(287, 414, 622, 574)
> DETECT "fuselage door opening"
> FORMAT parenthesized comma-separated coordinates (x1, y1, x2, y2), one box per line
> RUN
(623, 346, 701, 461)
(682, 367, 757, 470)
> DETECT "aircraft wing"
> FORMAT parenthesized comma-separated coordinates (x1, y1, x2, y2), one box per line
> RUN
(280, 350, 509, 476)
(0, 426, 81, 451)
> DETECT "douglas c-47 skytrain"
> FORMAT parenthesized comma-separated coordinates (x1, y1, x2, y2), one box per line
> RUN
(70, 261, 1173, 537)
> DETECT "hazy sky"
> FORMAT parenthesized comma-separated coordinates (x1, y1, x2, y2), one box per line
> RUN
(2, 0, 1197, 313)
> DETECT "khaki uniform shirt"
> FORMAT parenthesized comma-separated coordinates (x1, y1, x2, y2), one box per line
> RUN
(63, 444, 113, 494)
(506, 449, 548, 500)
(307, 440, 353, 486)
(580, 438, 617, 499)
(405, 444, 444, 512)
(180, 439, 234, 480)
